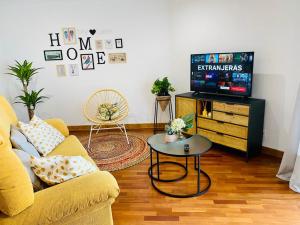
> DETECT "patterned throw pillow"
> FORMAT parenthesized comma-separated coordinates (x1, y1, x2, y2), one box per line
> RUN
(97, 103, 120, 121)
(30, 155, 98, 185)
(18, 116, 65, 156)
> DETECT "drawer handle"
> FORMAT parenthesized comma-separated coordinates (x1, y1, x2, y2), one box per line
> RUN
(216, 132, 224, 136)
(217, 121, 224, 124)
(225, 112, 234, 116)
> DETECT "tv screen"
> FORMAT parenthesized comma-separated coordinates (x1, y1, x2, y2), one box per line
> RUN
(191, 52, 254, 97)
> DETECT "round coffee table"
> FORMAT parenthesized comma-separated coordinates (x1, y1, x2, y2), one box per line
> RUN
(147, 133, 212, 198)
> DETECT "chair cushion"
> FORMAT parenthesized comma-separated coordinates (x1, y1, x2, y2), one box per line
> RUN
(30, 155, 98, 185)
(0, 143, 34, 216)
(97, 103, 120, 121)
(18, 116, 65, 156)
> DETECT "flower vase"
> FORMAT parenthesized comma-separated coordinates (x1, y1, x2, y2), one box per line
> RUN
(178, 131, 184, 140)
(165, 134, 178, 143)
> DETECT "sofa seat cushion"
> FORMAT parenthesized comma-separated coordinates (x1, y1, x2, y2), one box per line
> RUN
(47, 135, 95, 163)
(0, 171, 119, 225)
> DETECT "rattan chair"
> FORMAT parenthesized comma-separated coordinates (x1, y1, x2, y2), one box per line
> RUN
(84, 89, 129, 148)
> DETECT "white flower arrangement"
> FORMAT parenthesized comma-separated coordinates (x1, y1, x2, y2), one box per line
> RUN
(170, 118, 186, 133)
(166, 113, 194, 136)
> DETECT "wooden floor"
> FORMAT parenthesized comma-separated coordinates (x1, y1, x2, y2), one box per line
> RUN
(74, 129, 300, 225)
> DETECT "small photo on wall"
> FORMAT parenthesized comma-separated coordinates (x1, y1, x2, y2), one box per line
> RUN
(108, 53, 127, 64)
(69, 64, 79, 76)
(44, 50, 63, 61)
(105, 39, 113, 49)
(95, 40, 103, 50)
(62, 27, 76, 45)
(80, 54, 95, 70)
(115, 38, 123, 48)
(56, 65, 66, 77)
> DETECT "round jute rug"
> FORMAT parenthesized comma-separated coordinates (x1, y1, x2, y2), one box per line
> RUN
(83, 133, 149, 172)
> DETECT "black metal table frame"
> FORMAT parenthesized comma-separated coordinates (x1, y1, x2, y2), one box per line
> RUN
(148, 146, 211, 198)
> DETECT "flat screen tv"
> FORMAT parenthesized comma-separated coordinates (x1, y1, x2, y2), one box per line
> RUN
(191, 52, 254, 97)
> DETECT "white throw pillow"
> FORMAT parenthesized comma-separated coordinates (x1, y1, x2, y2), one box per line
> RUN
(30, 155, 98, 185)
(12, 149, 46, 191)
(10, 125, 41, 157)
(18, 116, 65, 156)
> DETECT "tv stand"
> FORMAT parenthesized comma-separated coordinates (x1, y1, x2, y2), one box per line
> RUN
(175, 92, 265, 160)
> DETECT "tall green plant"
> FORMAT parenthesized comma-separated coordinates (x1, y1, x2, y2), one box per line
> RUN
(7, 60, 47, 120)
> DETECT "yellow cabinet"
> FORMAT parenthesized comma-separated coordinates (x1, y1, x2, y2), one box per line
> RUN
(175, 97, 196, 135)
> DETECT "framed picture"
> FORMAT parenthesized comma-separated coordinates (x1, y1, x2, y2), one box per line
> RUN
(105, 39, 113, 49)
(69, 64, 79, 76)
(80, 54, 95, 70)
(108, 53, 127, 64)
(115, 38, 123, 48)
(62, 27, 76, 45)
(56, 65, 66, 76)
(44, 50, 63, 61)
(95, 40, 103, 50)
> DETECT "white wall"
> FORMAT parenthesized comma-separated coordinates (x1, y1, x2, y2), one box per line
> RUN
(0, 0, 299, 151)
(169, 0, 300, 151)
(0, 0, 172, 123)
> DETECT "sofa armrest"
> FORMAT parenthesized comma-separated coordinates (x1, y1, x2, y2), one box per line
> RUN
(45, 118, 69, 137)
(0, 171, 120, 225)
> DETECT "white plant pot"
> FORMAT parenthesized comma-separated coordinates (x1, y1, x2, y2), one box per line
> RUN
(164, 134, 178, 143)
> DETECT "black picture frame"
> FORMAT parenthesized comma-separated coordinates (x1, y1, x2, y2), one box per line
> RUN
(80, 54, 95, 70)
(44, 50, 63, 61)
(115, 38, 123, 48)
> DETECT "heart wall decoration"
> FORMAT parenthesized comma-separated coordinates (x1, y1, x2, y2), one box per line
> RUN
(89, 29, 96, 35)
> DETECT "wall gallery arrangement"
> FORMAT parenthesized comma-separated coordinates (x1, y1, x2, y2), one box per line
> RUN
(43, 27, 127, 77)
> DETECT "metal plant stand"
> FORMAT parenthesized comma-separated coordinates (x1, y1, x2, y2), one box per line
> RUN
(153, 98, 173, 134)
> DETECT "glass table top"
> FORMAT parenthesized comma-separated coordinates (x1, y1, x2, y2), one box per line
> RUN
(147, 133, 212, 157)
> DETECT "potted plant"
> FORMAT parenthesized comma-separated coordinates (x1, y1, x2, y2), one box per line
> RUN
(165, 113, 194, 142)
(7, 60, 48, 120)
(151, 77, 175, 111)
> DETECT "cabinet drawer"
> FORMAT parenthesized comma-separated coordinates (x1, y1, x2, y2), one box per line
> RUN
(198, 129, 247, 152)
(213, 111, 248, 126)
(197, 118, 248, 139)
(213, 101, 249, 116)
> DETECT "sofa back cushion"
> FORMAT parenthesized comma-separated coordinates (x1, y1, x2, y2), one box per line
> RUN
(0, 96, 18, 138)
(0, 132, 34, 216)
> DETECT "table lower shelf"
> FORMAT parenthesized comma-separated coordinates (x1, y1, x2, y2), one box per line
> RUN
(148, 156, 211, 198)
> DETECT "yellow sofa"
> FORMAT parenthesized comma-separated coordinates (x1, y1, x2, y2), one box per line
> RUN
(0, 96, 120, 225)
